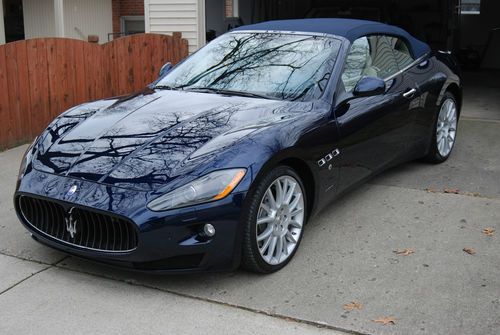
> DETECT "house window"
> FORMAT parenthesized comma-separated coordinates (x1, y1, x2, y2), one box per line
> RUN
(120, 16, 145, 35)
(225, 0, 239, 18)
(461, 0, 481, 15)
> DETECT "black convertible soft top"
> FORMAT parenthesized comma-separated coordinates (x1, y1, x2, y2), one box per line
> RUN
(233, 18, 431, 59)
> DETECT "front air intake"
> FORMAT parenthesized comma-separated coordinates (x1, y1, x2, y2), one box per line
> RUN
(17, 195, 137, 252)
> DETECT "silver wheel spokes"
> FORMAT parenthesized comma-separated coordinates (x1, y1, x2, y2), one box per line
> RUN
(436, 98, 457, 157)
(256, 176, 304, 265)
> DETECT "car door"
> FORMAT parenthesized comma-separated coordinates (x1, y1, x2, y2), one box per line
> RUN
(334, 35, 416, 193)
(386, 36, 436, 153)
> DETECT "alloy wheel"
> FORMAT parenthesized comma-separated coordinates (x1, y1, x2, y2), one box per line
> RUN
(436, 98, 458, 157)
(255, 175, 304, 265)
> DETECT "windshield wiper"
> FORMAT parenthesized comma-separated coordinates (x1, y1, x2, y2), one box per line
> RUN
(154, 85, 181, 91)
(183, 87, 274, 100)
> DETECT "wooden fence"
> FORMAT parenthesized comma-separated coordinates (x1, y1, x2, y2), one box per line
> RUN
(0, 33, 189, 150)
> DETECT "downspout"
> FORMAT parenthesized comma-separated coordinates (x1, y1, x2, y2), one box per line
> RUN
(54, 0, 65, 37)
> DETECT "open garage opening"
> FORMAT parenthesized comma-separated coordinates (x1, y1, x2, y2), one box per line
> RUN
(204, 0, 500, 70)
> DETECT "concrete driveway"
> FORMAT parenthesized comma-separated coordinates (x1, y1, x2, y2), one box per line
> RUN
(1, 71, 499, 335)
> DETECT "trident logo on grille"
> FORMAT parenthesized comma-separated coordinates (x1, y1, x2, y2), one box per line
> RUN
(65, 207, 77, 238)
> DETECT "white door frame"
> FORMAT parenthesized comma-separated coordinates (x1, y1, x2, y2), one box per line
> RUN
(54, 0, 65, 37)
(198, 0, 206, 47)
(0, 0, 5, 44)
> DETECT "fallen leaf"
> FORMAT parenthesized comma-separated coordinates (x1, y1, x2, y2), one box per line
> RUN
(483, 228, 495, 236)
(443, 188, 460, 194)
(343, 301, 363, 311)
(463, 247, 476, 255)
(394, 248, 415, 256)
(372, 316, 396, 325)
(463, 192, 481, 197)
(425, 187, 437, 193)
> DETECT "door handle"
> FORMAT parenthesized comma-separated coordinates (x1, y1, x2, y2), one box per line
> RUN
(403, 88, 417, 99)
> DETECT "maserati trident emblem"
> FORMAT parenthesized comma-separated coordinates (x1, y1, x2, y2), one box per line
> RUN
(67, 185, 78, 197)
(65, 208, 77, 238)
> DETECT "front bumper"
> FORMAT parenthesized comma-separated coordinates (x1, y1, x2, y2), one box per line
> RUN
(15, 169, 247, 273)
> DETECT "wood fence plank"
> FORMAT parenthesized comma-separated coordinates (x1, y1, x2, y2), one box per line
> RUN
(141, 35, 151, 86)
(172, 33, 180, 65)
(151, 35, 159, 82)
(109, 40, 119, 97)
(25, 39, 37, 140)
(93, 44, 104, 99)
(115, 37, 124, 95)
(27, 39, 51, 135)
(54, 39, 67, 116)
(73, 41, 86, 105)
(83, 42, 94, 101)
(38, 39, 51, 134)
(157, 36, 167, 82)
(15, 41, 33, 139)
(112, 37, 124, 95)
(46, 39, 59, 120)
(131, 36, 143, 91)
(5, 42, 22, 146)
(63, 39, 76, 112)
(146, 36, 162, 82)
(101, 42, 112, 97)
(126, 38, 135, 94)
(118, 38, 128, 95)
(0, 46, 9, 148)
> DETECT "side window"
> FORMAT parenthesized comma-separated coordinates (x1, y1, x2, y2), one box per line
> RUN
(386, 36, 415, 69)
(341, 37, 371, 92)
(366, 35, 399, 79)
(341, 35, 402, 92)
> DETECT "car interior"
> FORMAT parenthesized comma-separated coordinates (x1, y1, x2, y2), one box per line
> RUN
(342, 35, 415, 91)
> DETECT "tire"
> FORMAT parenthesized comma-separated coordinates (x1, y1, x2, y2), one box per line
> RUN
(425, 92, 459, 163)
(241, 166, 307, 273)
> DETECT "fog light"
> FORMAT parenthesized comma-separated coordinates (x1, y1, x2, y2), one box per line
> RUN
(203, 224, 216, 237)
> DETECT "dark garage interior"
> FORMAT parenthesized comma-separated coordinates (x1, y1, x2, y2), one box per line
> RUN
(206, 0, 500, 70)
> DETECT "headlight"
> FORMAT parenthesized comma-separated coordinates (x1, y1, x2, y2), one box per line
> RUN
(147, 168, 246, 211)
(18, 137, 38, 180)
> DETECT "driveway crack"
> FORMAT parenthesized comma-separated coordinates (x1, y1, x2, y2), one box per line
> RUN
(0, 253, 69, 297)
(53, 263, 370, 335)
(0, 266, 51, 296)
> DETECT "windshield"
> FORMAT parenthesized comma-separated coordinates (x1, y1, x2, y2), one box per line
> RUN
(156, 32, 341, 101)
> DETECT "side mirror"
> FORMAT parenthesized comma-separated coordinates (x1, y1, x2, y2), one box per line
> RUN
(159, 62, 173, 78)
(353, 76, 386, 97)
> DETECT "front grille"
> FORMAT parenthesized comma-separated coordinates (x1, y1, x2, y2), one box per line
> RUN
(18, 195, 138, 252)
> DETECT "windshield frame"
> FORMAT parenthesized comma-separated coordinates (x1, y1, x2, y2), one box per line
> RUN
(155, 30, 345, 102)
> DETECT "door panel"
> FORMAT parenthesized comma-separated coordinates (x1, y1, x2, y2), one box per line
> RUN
(335, 72, 413, 193)
(404, 58, 442, 153)
(386, 36, 439, 154)
(334, 34, 417, 193)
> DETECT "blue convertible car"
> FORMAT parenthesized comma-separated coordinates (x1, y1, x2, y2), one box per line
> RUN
(15, 19, 461, 273)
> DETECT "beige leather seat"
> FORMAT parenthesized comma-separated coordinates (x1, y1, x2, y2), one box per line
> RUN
(342, 37, 379, 91)
(362, 53, 378, 78)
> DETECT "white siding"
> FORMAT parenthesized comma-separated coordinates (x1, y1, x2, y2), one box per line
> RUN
(145, 0, 205, 53)
(23, 0, 112, 43)
(22, 0, 56, 39)
(63, 0, 113, 43)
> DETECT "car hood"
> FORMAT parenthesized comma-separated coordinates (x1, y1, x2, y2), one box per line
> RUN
(33, 89, 311, 191)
